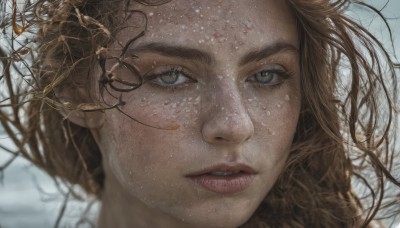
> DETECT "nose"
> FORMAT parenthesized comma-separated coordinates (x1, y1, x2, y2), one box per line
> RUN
(201, 82, 254, 145)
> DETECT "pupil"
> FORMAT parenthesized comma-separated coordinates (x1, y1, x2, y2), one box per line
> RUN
(256, 71, 273, 83)
(161, 71, 179, 84)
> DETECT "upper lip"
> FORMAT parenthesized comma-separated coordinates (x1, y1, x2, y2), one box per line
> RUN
(185, 163, 258, 177)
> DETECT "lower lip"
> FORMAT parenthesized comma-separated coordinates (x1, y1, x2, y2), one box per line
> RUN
(188, 173, 255, 194)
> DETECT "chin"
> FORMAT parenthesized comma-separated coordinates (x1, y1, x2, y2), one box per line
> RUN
(175, 201, 257, 228)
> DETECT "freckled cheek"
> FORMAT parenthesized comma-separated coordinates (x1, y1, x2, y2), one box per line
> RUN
(245, 91, 301, 136)
(117, 90, 202, 129)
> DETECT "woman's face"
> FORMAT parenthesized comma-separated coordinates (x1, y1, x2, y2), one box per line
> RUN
(96, 0, 300, 226)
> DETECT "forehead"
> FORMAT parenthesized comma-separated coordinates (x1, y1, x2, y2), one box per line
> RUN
(121, 0, 298, 54)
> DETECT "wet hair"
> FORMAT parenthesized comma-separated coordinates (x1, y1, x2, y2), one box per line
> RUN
(0, 0, 399, 227)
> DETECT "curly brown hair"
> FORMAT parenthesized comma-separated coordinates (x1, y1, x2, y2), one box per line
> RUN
(0, 0, 399, 227)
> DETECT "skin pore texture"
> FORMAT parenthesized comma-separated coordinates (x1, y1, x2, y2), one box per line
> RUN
(92, 0, 301, 227)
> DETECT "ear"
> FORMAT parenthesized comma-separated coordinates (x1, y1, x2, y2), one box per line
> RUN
(54, 80, 105, 129)
(55, 88, 105, 129)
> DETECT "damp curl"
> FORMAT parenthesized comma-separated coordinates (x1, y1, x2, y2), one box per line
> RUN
(0, 0, 399, 227)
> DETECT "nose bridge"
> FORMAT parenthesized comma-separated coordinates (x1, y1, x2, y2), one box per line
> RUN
(201, 80, 254, 145)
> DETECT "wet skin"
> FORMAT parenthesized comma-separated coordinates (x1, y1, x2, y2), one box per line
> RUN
(93, 0, 301, 227)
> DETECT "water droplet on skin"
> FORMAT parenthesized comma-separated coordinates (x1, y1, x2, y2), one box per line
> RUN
(221, 107, 225, 111)
(262, 106, 267, 110)
(185, 109, 190, 113)
(261, 122, 267, 127)
(195, 9, 200, 13)
(248, 98, 253, 102)
(277, 103, 282, 108)
(172, 103, 177, 108)
(164, 99, 171, 105)
(194, 96, 201, 104)
(285, 94, 290, 101)
(266, 111, 271, 116)
(148, 12, 154, 17)
(268, 129, 276, 135)
(242, 19, 254, 29)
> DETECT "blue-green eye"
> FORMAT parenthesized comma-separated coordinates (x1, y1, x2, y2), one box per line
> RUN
(247, 67, 291, 86)
(147, 67, 195, 88)
(157, 69, 188, 85)
(254, 71, 275, 84)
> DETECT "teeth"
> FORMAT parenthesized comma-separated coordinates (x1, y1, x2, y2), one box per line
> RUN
(210, 171, 240, 176)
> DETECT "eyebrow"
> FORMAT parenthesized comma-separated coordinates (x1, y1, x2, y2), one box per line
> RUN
(239, 42, 298, 66)
(127, 42, 298, 66)
(127, 42, 213, 65)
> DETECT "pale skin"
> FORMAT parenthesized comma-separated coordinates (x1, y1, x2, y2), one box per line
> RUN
(68, 0, 301, 227)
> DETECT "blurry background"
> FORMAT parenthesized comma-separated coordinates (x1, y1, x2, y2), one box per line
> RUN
(0, 0, 399, 227)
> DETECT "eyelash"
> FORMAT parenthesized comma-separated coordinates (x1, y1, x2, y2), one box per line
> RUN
(246, 68, 294, 89)
(145, 66, 196, 91)
(145, 66, 293, 91)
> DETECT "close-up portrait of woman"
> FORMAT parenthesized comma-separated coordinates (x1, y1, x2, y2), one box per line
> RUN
(0, 0, 400, 227)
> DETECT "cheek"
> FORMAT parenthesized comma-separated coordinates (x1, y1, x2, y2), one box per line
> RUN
(116, 87, 202, 130)
(246, 88, 300, 136)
